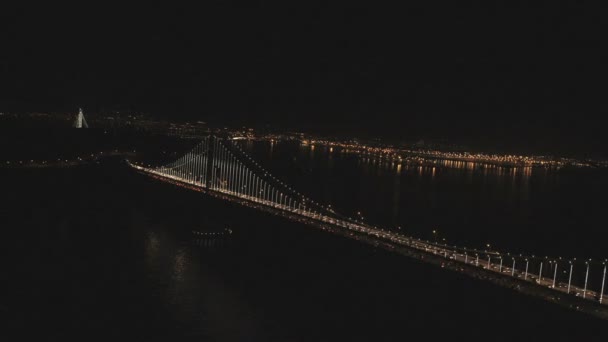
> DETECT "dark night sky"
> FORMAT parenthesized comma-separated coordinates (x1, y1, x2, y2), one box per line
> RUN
(1, 2, 606, 153)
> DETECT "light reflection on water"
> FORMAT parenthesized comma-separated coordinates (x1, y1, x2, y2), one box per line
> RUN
(237, 140, 606, 258)
(171, 247, 188, 284)
(145, 231, 160, 264)
(2, 158, 608, 340)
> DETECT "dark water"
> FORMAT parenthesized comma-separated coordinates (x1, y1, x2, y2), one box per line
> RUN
(1, 146, 608, 340)
(240, 140, 608, 259)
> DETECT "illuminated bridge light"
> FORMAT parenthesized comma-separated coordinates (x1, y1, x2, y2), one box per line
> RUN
(128, 135, 608, 310)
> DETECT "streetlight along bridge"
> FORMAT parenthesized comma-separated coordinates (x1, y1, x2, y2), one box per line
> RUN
(129, 135, 608, 319)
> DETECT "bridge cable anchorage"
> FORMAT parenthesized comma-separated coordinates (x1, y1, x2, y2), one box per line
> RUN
(128, 135, 608, 309)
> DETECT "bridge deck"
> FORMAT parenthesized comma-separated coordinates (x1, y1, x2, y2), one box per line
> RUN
(129, 161, 608, 320)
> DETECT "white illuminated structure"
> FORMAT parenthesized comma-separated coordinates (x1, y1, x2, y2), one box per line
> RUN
(73, 108, 88, 128)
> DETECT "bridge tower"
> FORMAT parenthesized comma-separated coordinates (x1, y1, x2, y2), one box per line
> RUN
(73, 108, 89, 128)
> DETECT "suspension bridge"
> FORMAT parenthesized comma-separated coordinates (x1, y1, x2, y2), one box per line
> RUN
(129, 135, 608, 318)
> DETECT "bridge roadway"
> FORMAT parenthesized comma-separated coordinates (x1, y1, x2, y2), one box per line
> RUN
(129, 162, 608, 315)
